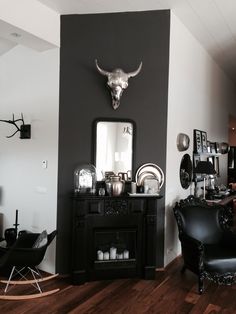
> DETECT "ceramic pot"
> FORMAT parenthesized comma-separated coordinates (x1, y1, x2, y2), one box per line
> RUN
(118, 172, 128, 181)
(105, 176, 124, 196)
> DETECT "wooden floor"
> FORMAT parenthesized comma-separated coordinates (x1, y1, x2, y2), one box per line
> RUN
(1, 257, 236, 314)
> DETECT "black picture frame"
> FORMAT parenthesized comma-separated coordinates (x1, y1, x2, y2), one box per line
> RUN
(210, 142, 216, 154)
(193, 154, 203, 182)
(193, 129, 202, 153)
(201, 131, 207, 153)
(193, 154, 201, 168)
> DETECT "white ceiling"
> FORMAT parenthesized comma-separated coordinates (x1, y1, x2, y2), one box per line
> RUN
(2, 0, 236, 84)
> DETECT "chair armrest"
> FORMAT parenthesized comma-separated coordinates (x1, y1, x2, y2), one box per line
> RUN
(179, 232, 204, 274)
(179, 233, 204, 251)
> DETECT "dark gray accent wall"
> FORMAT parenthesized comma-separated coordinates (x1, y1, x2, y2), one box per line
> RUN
(57, 10, 170, 274)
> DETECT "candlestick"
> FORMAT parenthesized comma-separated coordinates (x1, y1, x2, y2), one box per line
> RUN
(15, 209, 18, 227)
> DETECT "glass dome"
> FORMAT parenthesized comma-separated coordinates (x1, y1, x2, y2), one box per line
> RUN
(74, 163, 97, 194)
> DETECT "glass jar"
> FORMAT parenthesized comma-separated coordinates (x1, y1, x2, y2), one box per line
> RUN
(144, 177, 160, 194)
(74, 163, 97, 194)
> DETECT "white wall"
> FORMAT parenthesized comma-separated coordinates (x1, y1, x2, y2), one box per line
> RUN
(165, 12, 236, 266)
(0, 0, 60, 47)
(0, 45, 59, 273)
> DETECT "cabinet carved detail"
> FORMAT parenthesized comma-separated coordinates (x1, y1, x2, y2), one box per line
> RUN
(104, 199, 128, 215)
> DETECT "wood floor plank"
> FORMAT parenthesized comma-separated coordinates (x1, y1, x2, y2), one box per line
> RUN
(203, 303, 221, 314)
(0, 257, 236, 313)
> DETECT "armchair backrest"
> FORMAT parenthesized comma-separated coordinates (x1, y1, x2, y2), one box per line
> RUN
(174, 196, 229, 244)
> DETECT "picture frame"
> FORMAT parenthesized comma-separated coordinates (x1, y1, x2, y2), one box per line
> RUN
(210, 142, 216, 154)
(193, 129, 202, 153)
(193, 154, 201, 169)
(193, 154, 203, 182)
(201, 131, 207, 153)
(207, 141, 211, 153)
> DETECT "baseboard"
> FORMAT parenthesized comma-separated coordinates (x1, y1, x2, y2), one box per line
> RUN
(155, 254, 181, 272)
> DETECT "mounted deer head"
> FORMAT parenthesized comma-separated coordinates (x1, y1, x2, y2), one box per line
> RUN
(0, 113, 31, 139)
(95, 60, 142, 110)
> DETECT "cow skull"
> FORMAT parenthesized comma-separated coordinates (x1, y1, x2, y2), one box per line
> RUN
(95, 60, 142, 110)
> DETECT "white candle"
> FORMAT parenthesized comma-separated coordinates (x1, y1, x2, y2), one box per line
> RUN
(110, 247, 117, 260)
(116, 253, 123, 259)
(123, 249, 129, 259)
(103, 251, 110, 260)
(97, 250, 103, 261)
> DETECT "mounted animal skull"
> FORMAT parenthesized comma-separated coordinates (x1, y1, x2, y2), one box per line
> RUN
(95, 60, 142, 110)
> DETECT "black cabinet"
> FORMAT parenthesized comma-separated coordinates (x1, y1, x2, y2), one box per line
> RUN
(71, 195, 161, 285)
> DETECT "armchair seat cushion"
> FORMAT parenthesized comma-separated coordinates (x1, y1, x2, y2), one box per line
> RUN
(204, 244, 236, 274)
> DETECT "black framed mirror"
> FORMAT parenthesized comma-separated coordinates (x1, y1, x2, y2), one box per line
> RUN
(180, 154, 193, 189)
(93, 119, 135, 181)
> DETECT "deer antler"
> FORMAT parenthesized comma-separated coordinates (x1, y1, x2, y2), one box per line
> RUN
(0, 113, 24, 138)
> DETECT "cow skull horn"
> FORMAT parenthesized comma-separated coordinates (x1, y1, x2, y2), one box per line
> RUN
(95, 59, 110, 77)
(95, 60, 142, 110)
(127, 62, 143, 78)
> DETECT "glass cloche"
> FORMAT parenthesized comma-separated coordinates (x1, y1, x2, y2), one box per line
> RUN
(74, 163, 97, 194)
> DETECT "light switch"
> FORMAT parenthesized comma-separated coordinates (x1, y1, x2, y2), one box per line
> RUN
(42, 160, 48, 169)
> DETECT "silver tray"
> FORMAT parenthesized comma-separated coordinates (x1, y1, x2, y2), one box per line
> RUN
(135, 163, 164, 188)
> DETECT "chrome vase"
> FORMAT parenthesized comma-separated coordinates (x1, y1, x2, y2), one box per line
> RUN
(105, 175, 124, 196)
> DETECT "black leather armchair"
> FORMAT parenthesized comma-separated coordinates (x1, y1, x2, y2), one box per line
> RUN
(173, 195, 236, 294)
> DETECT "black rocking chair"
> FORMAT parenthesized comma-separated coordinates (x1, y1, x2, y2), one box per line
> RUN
(173, 195, 236, 294)
(0, 230, 59, 300)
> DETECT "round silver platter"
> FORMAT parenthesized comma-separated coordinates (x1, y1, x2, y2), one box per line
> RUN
(135, 163, 165, 188)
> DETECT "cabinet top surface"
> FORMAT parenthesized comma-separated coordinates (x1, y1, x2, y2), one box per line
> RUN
(72, 193, 163, 200)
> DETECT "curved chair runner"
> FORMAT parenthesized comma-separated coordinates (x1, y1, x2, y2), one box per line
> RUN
(0, 230, 59, 300)
(173, 195, 236, 294)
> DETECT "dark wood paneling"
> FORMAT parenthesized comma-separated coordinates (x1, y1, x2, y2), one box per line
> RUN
(57, 10, 170, 273)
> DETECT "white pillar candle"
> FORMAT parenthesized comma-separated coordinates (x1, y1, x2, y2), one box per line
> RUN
(103, 251, 110, 260)
(116, 253, 123, 259)
(110, 247, 117, 260)
(123, 249, 129, 259)
(97, 250, 104, 261)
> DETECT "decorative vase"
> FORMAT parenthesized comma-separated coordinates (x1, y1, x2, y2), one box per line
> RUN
(105, 175, 124, 196)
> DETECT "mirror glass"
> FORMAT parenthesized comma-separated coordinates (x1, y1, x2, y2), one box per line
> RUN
(180, 154, 193, 189)
(95, 120, 134, 180)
